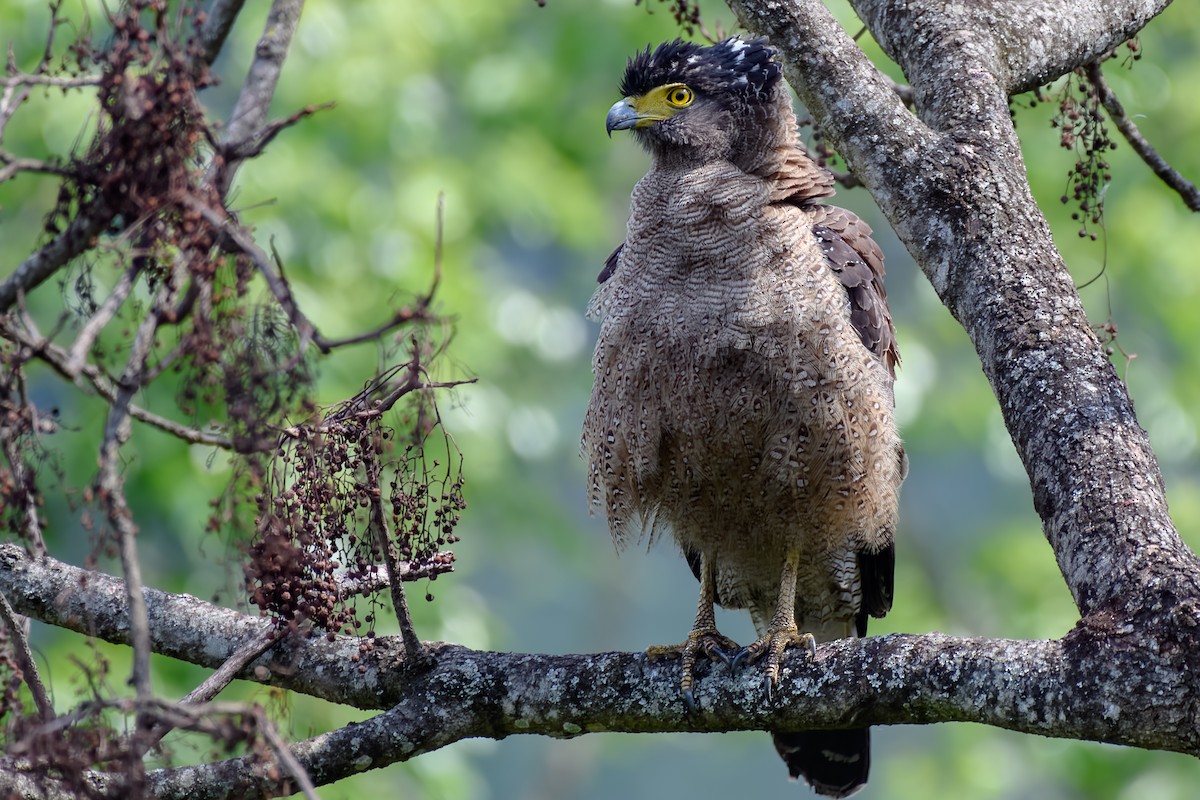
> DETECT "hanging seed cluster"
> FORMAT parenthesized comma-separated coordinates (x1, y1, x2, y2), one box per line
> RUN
(218, 306, 315, 455)
(1037, 41, 1139, 242)
(51, 1, 218, 270)
(245, 391, 463, 635)
(1048, 68, 1116, 241)
(42, 1, 317, 455)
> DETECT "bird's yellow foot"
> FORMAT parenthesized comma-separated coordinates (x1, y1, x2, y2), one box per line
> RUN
(732, 626, 817, 689)
(646, 628, 739, 712)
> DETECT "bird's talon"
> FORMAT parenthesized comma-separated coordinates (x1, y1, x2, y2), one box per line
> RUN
(655, 628, 739, 711)
(731, 647, 750, 671)
(802, 633, 817, 659)
(706, 643, 735, 668)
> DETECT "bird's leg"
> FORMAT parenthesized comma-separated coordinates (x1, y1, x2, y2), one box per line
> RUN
(731, 547, 816, 687)
(645, 550, 738, 711)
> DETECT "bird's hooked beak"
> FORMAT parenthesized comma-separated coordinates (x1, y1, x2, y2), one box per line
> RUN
(606, 97, 643, 136)
(607, 84, 693, 136)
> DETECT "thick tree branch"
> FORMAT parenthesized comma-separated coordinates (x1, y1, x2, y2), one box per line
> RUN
(1, 542, 1197, 799)
(853, 0, 1173, 97)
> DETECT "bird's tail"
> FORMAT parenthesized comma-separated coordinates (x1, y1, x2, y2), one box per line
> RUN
(772, 728, 870, 798)
(747, 605, 870, 797)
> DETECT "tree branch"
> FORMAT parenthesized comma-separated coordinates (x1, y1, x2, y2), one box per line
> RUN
(0, 203, 112, 314)
(211, 0, 305, 196)
(0, 589, 54, 722)
(198, 0, 249, 65)
(852, 0, 1173, 97)
(1085, 59, 1200, 212)
(1, 542, 1196, 800)
(0, 314, 234, 448)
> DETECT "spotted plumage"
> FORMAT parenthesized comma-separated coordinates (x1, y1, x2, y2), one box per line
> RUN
(583, 36, 905, 797)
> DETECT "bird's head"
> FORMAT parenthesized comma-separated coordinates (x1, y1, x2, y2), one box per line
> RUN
(606, 36, 785, 166)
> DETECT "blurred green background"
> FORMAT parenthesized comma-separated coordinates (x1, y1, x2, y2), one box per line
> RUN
(2, 0, 1200, 798)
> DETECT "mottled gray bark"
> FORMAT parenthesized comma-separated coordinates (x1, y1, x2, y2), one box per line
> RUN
(3, 0, 1199, 797)
(1, 537, 1198, 799)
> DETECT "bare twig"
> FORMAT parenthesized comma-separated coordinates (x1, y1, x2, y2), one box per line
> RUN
(95, 265, 188, 720)
(0, 590, 54, 722)
(91, 264, 193, 790)
(211, 0, 305, 196)
(0, 1, 65, 137)
(198, 0, 249, 65)
(0, 315, 234, 448)
(184, 633, 282, 707)
(253, 707, 321, 800)
(308, 194, 446, 350)
(311, 305, 437, 351)
(135, 630, 283, 757)
(0, 153, 73, 183)
(187, 199, 319, 349)
(64, 261, 144, 375)
(225, 102, 334, 161)
(367, 422, 425, 662)
(0, 200, 113, 314)
(1085, 61, 1200, 212)
(188, 195, 437, 368)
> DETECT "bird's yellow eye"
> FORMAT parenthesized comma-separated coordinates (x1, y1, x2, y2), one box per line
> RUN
(664, 84, 694, 108)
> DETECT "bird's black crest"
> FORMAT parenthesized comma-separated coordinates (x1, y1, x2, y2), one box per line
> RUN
(618, 36, 781, 102)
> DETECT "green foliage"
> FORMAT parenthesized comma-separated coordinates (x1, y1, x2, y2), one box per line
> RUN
(3, 0, 1199, 797)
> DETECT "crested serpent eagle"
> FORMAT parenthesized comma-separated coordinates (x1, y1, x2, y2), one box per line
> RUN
(582, 37, 906, 797)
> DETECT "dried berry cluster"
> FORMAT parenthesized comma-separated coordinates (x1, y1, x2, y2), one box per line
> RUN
(51, 1, 217, 266)
(1049, 69, 1116, 241)
(1024, 40, 1139, 241)
(391, 439, 466, 578)
(47, 2, 314, 456)
(0, 342, 57, 545)
(245, 386, 463, 637)
(636, 0, 704, 37)
(2, 650, 122, 799)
